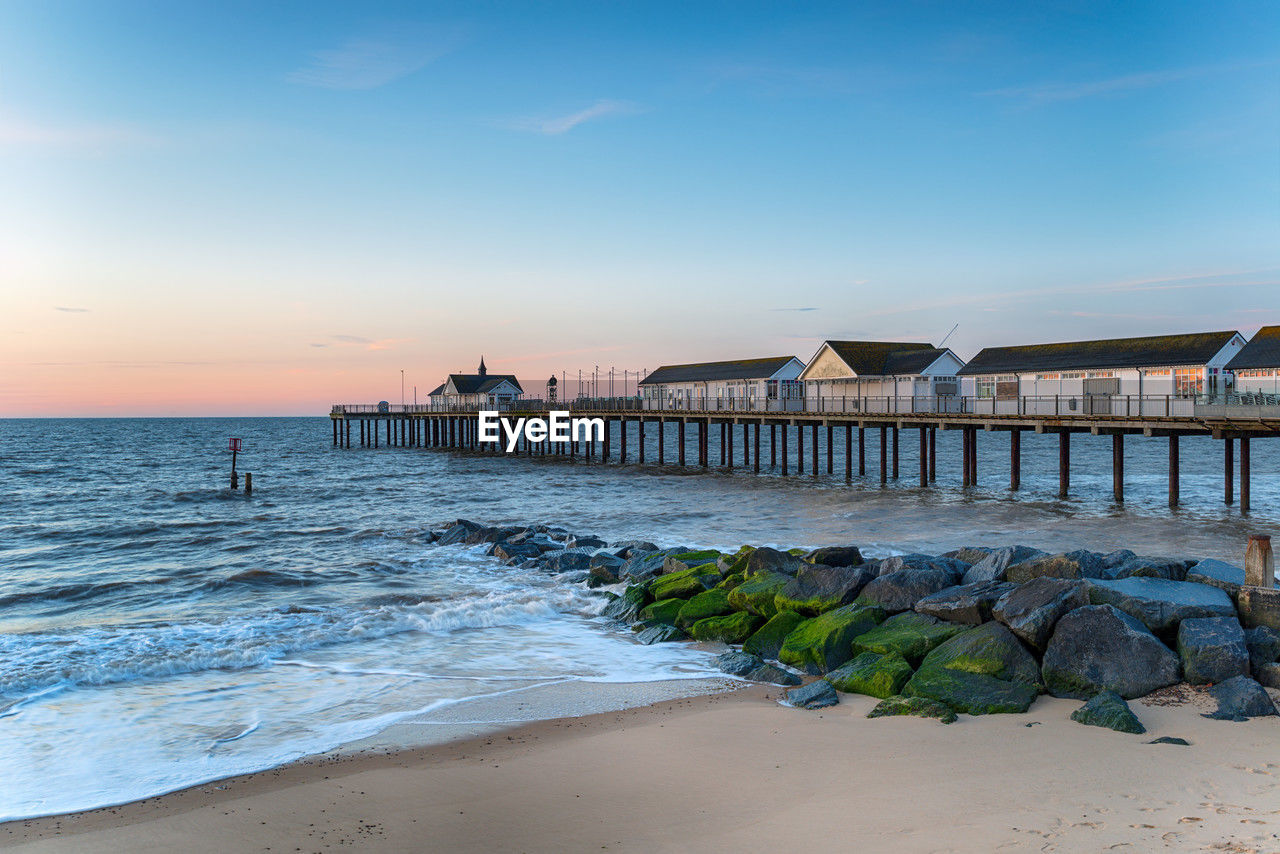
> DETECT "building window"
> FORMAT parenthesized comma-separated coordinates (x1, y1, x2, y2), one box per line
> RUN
(976, 378, 995, 398)
(1174, 367, 1202, 397)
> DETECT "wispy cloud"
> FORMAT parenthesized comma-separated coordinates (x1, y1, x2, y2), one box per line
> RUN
(332, 334, 372, 344)
(509, 100, 639, 135)
(330, 334, 411, 351)
(309, 343, 329, 348)
(54, 306, 90, 313)
(982, 60, 1275, 106)
(771, 307, 819, 312)
(288, 27, 461, 91)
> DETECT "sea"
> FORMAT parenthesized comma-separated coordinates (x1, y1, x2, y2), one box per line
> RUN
(1, 416, 1276, 821)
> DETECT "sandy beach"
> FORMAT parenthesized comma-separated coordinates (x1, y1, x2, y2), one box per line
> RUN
(5, 682, 1278, 853)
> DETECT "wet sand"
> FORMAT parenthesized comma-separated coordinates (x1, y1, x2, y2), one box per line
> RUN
(6, 683, 1279, 853)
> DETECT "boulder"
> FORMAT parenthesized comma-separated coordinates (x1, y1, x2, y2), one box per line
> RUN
(804, 545, 865, 567)
(728, 572, 792, 618)
(850, 612, 968, 666)
(1041, 605, 1180, 699)
(1070, 690, 1146, 734)
(663, 550, 722, 576)
(1203, 675, 1278, 721)
(609, 539, 659, 557)
(962, 545, 1045, 584)
(743, 610, 808, 661)
(1177, 617, 1249, 685)
(675, 588, 735, 629)
(588, 552, 626, 570)
(912, 621, 1042, 686)
(647, 565, 717, 601)
(785, 680, 839, 710)
(635, 624, 687, 644)
(689, 612, 763, 643)
(877, 554, 967, 578)
(621, 548, 682, 582)
(903, 668, 1039, 715)
(1006, 551, 1103, 584)
(638, 597, 685, 626)
(774, 565, 877, 616)
(436, 520, 484, 546)
(1245, 626, 1280, 672)
(856, 569, 958, 614)
(745, 547, 805, 578)
(1086, 577, 1236, 636)
(1101, 548, 1137, 569)
(944, 546, 993, 565)
(866, 695, 957, 724)
(992, 577, 1089, 649)
(566, 535, 607, 550)
(1186, 559, 1246, 599)
(715, 652, 800, 686)
(825, 651, 914, 698)
(716, 573, 745, 591)
(542, 550, 594, 574)
(493, 542, 543, 563)
(1102, 556, 1195, 582)
(778, 604, 886, 674)
(902, 622, 1042, 715)
(716, 548, 754, 577)
(587, 563, 622, 588)
(601, 585, 650, 622)
(915, 581, 1016, 626)
(1237, 587, 1280, 632)
(1256, 662, 1280, 690)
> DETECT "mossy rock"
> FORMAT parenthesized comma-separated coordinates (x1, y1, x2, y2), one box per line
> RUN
(665, 550, 722, 574)
(728, 572, 792, 618)
(918, 622, 1042, 687)
(851, 612, 969, 666)
(636, 624, 687, 645)
(716, 573, 746, 591)
(717, 547, 755, 577)
(675, 588, 735, 629)
(647, 566, 716, 601)
(690, 611, 763, 643)
(826, 651, 914, 699)
(867, 695, 957, 724)
(601, 584, 650, 621)
(639, 597, 685, 626)
(1070, 690, 1146, 734)
(778, 604, 887, 674)
(743, 610, 808, 660)
(787, 548, 807, 557)
(903, 667, 1039, 715)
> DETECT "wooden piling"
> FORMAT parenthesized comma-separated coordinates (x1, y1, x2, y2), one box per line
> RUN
(797, 424, 804, 474)
(1225, 438, 1234, 505)
(811, 423, 818, 475)
(620, 418, 628, 463)
(845, 425, 852, 480)
(1112, 433, 1124, 503)
(726, 422, 732, 468)
(1168, 434, 1179, 507)
(639, 419, 645, 463)
(962, 428, 970, 487)
(859, 427, 866, 477)
(781, 424, 789, 475)
(1058, 431, 1069, 498)
(658, 420, 664, 463)
(1245, 534, 1272, 586)
(679, 420, 686, 466)
(826, 425, 833, 474)
(1241, 437, 1251, 514)
(891, 427, 899, 480)
(1010, 430, 1020, 491)
(770, 424, 776, 468)
(879, 426, 887, 484)
(928, 427, 936, 482)
(754, 423, 761, 473)
(918, 427, 927, 487)
(743, 423, 750, 467)
(244, 472, 252, 495)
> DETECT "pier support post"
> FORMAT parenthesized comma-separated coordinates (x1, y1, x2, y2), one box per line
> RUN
(891, 427, 899, 479)
(374, 419, 379, 448)
(621, 418, 627, 463)
(720, 422, 727, 466)
(1010, 430, 1020, 491)
(345, 420, 351, 448)
(1112, 433, 1124, 503)
(701, 420, 709, 467)
(879, 426, 887, 484)
(781, 424, 789, 475)
(743, 423, 750, 467)
(639, 419, 645, 464)
(333, 419, 338, 446)
(928, 427, 936, 482)
(797, 424, 804, 474)
(859, 427, 866, 476)
(1241, 437, 1250, 514)
(1168, 434, 1179, 507)
(826, 425, 833, 474)
(771, 424, 776, 468)
(360, 420, 366, 447)
(679, 420, 686, 466)
(812, 423, 818, 475)
(754, 423, 761, 473)
(919, 427, 927, 487)
(1225, 438, 1234, 505)
(845, 425, 852, 480)
(658, 420, 664, 464)
(1058, 430, 1069, 498)
(962, 429, 970, 487)
(970, 428, 978, 486)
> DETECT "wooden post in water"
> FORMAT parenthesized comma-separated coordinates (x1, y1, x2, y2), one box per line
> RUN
(969, 428, 978, 486)
(639, 419, 646, 464)
(859, 426, 865, 476)
(811, 423, 818, 475)
(1010, 430, 1020, 491)
(657, 420, 664, 464)
(928, 427, 936, 482)
(620, 418, 628, 463)
(826, 425, 833, 474)
(1225, 438, 1234, 505)
(679, 420, 686, 466)
(1241, 437, 1251, 514)
(781, 424, 789, 475)
(1058, 430, 1069, 498)
(891, 427, 899, 479)
(1168, 434, 1179, 507)
(244, 472, 252, 495)
(743, 423, 749, 467)
(845, 425, 852, 480)
(1112, 433, 1124, 503)
(725, 422, 732, 468)
(879, 426, 887, 484)
(961, 429, 970, 487)
(796, 424, 804, 473)
(332, 419, 338, 445)
(770, 424, 776, 468)
(919, 427, 927, 487)
(345, 420, 351, 448)
(754, 423, 761, 473)
(720, 422, 727, 466)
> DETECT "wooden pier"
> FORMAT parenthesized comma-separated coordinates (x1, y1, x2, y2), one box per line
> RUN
(329, 398, 1278, 513)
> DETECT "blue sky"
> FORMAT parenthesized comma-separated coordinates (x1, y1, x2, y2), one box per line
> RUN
(1, 1, 1277, 413)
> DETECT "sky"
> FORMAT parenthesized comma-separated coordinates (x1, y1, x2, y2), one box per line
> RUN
(1, 0, 1277, 415)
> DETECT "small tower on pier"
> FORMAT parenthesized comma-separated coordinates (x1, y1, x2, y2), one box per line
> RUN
(547, 374, 558, 403)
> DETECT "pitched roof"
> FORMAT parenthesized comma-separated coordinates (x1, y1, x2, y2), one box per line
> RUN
(819, 340, 940, 376)
(1226, 326, 1280, 370)
(432, 373, 523, 395)
(957, 331, 1241, 376)
(639, 356, 799, 385)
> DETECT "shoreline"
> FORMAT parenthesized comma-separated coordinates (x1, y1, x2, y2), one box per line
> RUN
(6, 684, 1279, 852)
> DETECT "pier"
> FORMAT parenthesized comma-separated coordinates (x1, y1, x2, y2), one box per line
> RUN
(329, 395, 1278, 513)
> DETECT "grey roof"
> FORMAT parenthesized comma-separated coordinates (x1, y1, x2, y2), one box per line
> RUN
(431, 374, 523, 395)
(639, 356, 799, 385)
(958, 331, 1240, 376)
(1226, 326, 1280, 370)
(820, 341, 943, 376)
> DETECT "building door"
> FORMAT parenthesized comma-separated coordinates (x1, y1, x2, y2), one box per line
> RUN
(1083, 378, 1119, 414)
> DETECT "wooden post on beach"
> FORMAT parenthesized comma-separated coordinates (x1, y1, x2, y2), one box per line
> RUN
(1010, 430, 1020, 491)
(1225, 438, 1234, 505)
(1241, 437, 1251, 514)
(1168, 435, 1179, 507)
(1112, 433, 1124, 503)
(1245, 534, 1274, 587)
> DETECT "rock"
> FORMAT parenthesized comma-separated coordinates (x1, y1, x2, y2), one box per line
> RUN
(743, 610, 808, 660)
(944, 546, 992, 565)
(609, 539, 659, 557)
(1148, 736, 1190, 746)
(992, 577, 1089, 649)
(647, 566, 717, 600)
(913, 621, 1042, 686)
(1177, 617, 1249, 685)
(588, 551, 626, 569)
(745, 547, 805, 578)
(635, 624, 687, 644)
(901, 622, 1042, 715)
(716, 548, 754, 577)
(876, 554, 967, 578)
(850, 612, 968, 666)
(638, 597, 685, 626)
(915, 581, 1016, 626)
(962, 546, 1045, 584)
(1041, 605, 1180, 699)
(715, 652, 800, 686)
(1006, 551, 1103, 584)
(1245, 626, 1280, 671)
(436, 520, 483, 546)
(689, 612, 763, 643)
(1186, 559, 1246, 599)
(1203, 675, 1278, 721)
(904, 668, 1039, 715)
(587, 563, 622, 588)
(1101, 549, 1136, 569)
(856, 569, 958, 614)
(804, 545, 864, 567)
(1256, 662, 1280, 689)
(728, 572, 792, 618)
(866, 695, 957, 724)
(1070, 690, 1146, 734)
(675, 588, 735, 629)
(785, 680, 839, 710)
(1237, 587, 1280, 632)
(621, 548, 683, 582)
(826, 651, 914, 698)
(542, 550, 594, 574)
(778, 604, 886, 674)
(774, 565, 877, 616)
(663, 550, 721, 576)
(1103, 556, 1195, 582)
(1086, 577, 1236, 636)
(492, 542, 542, 563)
(566, 535, 607, 550)
(601, 585, 650, 622)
